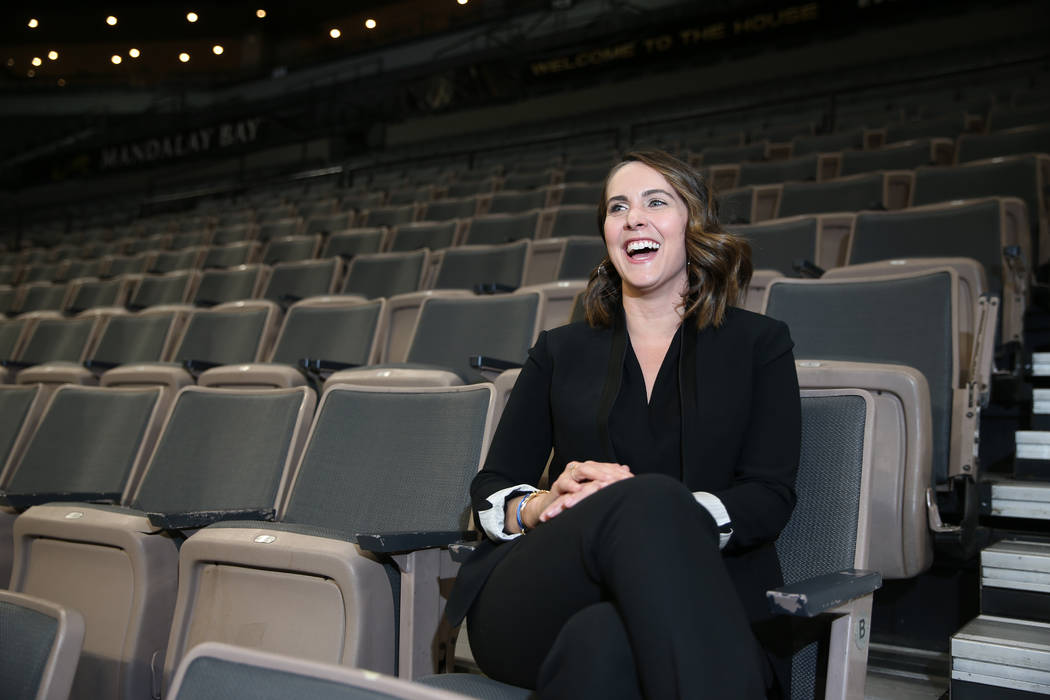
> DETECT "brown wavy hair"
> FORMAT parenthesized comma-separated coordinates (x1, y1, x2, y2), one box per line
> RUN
(583, 150, 752, 330)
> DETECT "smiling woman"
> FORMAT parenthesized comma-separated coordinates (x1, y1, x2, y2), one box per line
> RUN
(447, 150, 800, 698)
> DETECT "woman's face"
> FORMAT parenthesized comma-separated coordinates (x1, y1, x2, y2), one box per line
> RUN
(602, 161, 689, 302)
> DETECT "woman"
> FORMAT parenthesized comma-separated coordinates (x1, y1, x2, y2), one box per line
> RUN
(445, 150, 800, 699)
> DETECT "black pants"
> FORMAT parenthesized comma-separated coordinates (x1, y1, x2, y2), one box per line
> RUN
(466, 474, 771, 699)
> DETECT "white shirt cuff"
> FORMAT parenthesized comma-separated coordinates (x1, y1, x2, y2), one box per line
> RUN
(693, 491, 732, 549)
(479, 484, 539, 542)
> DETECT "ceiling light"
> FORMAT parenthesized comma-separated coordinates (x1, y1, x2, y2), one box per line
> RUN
(57, 78, 66, 87)
(186, 12, 198, 23)
(212, 45, 224, 55)
(31, 57, 42, 67)
(365, 18, 377, 29)
(256, 9, 266, 19)
(329, 28, 341, 38)
(27, 69, 35, 77)
(129, 48, 140, 58)
(47, 51, 58, 61)
(458, 0, 468, 4)
(179, 52, 190, 63)
(28, 18, 39, 28)
(106, 15, 118, 26)
(4, 58, 13, 67)
(111, 54, 122, 65)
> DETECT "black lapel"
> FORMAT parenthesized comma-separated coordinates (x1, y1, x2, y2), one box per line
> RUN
(679, 320, 700, 483)
(596, 312, 627, 462)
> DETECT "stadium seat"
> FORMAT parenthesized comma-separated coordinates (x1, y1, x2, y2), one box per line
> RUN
(776, 171, 914, 218)
(388, 221, 461, 252)
(729, 214, 856, 274)
(537, 204, 598, 240)
(202, 241, 261, 269)
(0, 590, 84, 700)
(262, 234, 322, 265)
(834, 138, 954, 177)
(322, 228, 387, 259)
(523, 235, 604, 286)
(262, 258, 345, 305)
(211, 223, 257, 246)
(420, 196, 482, 223)
(17, 282, 73, 314)
(9, 385, 316, 700)
(460, 211, 541, 246)
(955, 124, 1050, 163)
(429, 240, 530, 291)
(193, 264, 270, 305)
(360, 204, 420, 228)
(304, 212, 354, 237)
(162, 383, 496, 687)
(483, 189, 552, 215)
(127, 270, 201, 310)
(344, 249, 429, 299)
(149, 247, 206, 274)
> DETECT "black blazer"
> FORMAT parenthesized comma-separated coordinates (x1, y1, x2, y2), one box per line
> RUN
(447, 306, 801, 689)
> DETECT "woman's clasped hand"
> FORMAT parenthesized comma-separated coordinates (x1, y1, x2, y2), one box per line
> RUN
(538, 461, 633, 523)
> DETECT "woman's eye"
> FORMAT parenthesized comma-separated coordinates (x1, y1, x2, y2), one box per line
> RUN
(648, 198, 666, 207)
(608, 203, 626, 213)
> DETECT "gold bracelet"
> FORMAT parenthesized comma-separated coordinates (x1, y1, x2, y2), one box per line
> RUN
(517, 489, 549, 533)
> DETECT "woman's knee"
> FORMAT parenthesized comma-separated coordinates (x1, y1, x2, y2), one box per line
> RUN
(603, 474, 718, 540)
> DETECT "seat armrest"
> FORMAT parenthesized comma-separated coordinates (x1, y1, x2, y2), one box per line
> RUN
(354, 530, 477, 554)
(3, 491, 122, 511)
(449, 540, 479, 562)
(469, 356, 523, 372)
(84, 359, 120, 372)
(767, 568, 881, 617)
(147, 508, 276, 531)
(472, 282, 517, 295)
(299, 358, 360, 373)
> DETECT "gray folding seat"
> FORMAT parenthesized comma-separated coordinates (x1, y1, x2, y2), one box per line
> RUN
(388, 222, 460, 253)
(322, 228, 387, 259)
(765, 268, 995, 567)
(329, 291, 541, 386)
(18, 282, 72, 314)
(734, 154, 821, 188)
(911, 155, 1049, 263)
(562, 163, 611, 183)
(0, 590, 84, 700)
(0, 384, 49, 580)
(956, 124, 1050, 163)
(445, 178, 500, 199)
(340, 191, 386, 214)
(0, 285, 17, 314)
(126, 234, 172, 255)
(431, 240, 530, 292)
(202, 241, 261, 269)
(387, 185, 441, 206)
(150, 247, 206, 273)
(360, 204, 420, 228)
(298, 197, 338, 221)
(59, 258, 105, 282)
(10, 384, 315, 700)
(485, 190, 551, 215)
(717, 186, 780, 224)
(162, 383, 495, 686)
(65, 276, 134, 313)
(791, 128, 867, 157)
(844, 197, 1028, 346)
(0, 266, 19, 286)
(987, 103, 1050, 131)
(262, 258, 344, 305)
(103, 253, 151, 277)
(420, 196, 481, 222)
(211, 223, 257, 246)
(262, 235, 322, 265)
(21, 264, 63, 284)
(697, 142, 768, 166)
(305, 212, 354, 236)
(168, 643, 468, 700)
(730, 214, 855, 274)
(421, 388, 882, 700)
(258, 217, 303, 242)
(198, 297, 385, 390)
(344, 249, 428, 299)
(128, 270, 201, 309)
(777, 171, 914, 218)
(502, 169, 560, 191)
(13, 315, 103, 369)
(170, 230, 212, 250)
(536, 204, 597, 240)
(194, 264, 269, 305)
(883, 115, 968, 144)
(555, 182, 603, 206)
(837, 138, 953, 177)
(461, 212, 540, 246)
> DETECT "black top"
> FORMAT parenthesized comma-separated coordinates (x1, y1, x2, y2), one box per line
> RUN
(609, 330, 682, 480)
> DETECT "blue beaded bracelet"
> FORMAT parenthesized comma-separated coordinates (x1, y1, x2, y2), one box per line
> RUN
(516, 490, 547, 533)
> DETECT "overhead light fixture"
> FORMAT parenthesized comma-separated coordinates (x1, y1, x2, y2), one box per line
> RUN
(186, 12, 198, 23)
(212, 45, 224, 55)
(27, 69, 35, 77)
(111, 54, 122, 64)
(329, 28, 341, 38)
(47, 51, 58, 61)
(106, 15, 118, 26)
(129, 48, 141, 58)
(365, 18, 377, 29)
(28, 18, 39, 28)
(458, 0, 469, 5)
(256, 9, 266, 19)
(4, 58, 14, 67)
(31, 57, 42, 67)
(57, 78, 66, 86)
(179, 52, 190, 63)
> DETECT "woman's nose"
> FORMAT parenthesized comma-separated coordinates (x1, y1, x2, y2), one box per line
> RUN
(625, 207, 645, 228)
